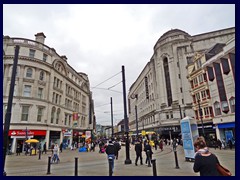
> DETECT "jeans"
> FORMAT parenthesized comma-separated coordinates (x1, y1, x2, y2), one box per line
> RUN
(107, 154, 115, 172)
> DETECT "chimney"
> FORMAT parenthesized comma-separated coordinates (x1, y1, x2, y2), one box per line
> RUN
(35, 32, 46, 44)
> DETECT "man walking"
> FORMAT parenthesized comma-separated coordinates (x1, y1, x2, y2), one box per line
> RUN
(113, 140, 121, 160)
(134, 140, 143, 166)
(42, 142, 47, 154)
(106, 140, 115, 174)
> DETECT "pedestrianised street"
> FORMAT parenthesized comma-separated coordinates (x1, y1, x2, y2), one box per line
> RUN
(5, 144, 235, 176)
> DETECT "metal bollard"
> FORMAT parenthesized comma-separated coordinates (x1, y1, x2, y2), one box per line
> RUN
(147, 150, 151, 167)
(47, 155, 51, 174)
(151, 159, 157, 176)
(173, 148, 180, 169)
(108, 157, 113, 176)
(75, 157, 78, 176)
(38, 150, 41, 160)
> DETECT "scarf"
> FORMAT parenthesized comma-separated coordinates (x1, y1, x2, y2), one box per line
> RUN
(195, 147, 209, 157)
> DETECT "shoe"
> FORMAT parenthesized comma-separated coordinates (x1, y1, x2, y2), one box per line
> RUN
(135, 163, 138, 166)
(141, 163, 143, 165)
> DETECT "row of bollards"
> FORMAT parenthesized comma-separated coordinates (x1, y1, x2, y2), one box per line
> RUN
(45, 151, 178, 176)
(47, 156, 79, 176)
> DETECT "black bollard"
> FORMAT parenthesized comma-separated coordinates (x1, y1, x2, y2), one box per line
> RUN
(151, 159, 157, 176)
(147, 150, 151, 167)
(47, 155, 51, 174)
(108, 158, 113, 176)
(38, 150, 41, 160)
(173, 148, 180, 169)
(75, 157, 78, 176)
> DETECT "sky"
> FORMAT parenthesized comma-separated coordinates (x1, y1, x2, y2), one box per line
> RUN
(3, 4, 235, 126)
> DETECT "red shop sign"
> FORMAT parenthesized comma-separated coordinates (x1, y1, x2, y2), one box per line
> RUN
(8, 130, 46, 136)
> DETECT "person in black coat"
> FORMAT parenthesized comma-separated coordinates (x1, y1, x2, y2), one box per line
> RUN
(144, 140, 153, 165)
(193, 136, 221, 176)
(134, 140, 143, 166)
(106, 140, 115, 173)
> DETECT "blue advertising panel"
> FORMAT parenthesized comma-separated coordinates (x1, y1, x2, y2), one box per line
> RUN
(180, 116, 199, 161)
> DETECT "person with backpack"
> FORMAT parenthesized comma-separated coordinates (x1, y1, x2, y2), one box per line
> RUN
(113, 140, 121, 160)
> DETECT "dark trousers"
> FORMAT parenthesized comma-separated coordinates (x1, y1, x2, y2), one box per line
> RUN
(145, 152, 152, 164)
(135, 153, 143, 165)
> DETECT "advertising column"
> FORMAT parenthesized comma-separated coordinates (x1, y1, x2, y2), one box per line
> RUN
(180, 116, 199, 161)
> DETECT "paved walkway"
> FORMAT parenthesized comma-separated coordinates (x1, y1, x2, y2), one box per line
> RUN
(4, 144, 235, 176)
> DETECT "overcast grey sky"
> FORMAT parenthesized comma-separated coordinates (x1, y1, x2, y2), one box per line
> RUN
(3, 4, 235, 126)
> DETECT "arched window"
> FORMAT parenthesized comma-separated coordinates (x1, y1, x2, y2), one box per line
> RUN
(51, 107, 56, 124)
(26, 68, 33, 78)
(163, 57, 172, 106)
(56, 108, 61, 124)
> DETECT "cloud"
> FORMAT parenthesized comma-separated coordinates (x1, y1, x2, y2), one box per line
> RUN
(3, 4, 235, 125)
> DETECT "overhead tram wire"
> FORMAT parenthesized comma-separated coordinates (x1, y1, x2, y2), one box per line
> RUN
(91, 71, 122, 89)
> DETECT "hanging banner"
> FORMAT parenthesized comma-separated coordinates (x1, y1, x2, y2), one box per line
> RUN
(72, 112, 78, 127)
(85, 130, 91, 143)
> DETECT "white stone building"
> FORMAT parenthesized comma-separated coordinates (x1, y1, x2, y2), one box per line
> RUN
(128, 27, 235, 139)
(3, 33, 95, 153)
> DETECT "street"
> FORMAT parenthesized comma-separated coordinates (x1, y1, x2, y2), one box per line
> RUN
(5, 144, 235, 176)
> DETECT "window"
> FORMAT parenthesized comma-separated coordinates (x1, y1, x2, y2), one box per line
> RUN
(178, 74, 181, 79)
(65, 114, 68, 125)
(37, 107, 44, 122)
(204, 107, 210, 116)
(51, 107, 56, 124)
(195, 92, 200, 101)
(193, 78, 198, 85)
(43, 54, 48, 62)
(221, 101, 229, 113)
(38, 87, 43, 99)
(29, 49, 36, 58)
(26, 68, 33, 78)
(214, 102, 221, 116)
(201, 91, 206, 99)
(207, 66, 215, 81)
(196, 59, 202, 69)
(39, 71, 44, 81)
(199, 74, 203, 84)
(56, 108, 60, 124)
(21, 106, 29, 121)
(221, 58, 230, 75)
(23, 85, 31, 97)
(229, 97, 235, 113)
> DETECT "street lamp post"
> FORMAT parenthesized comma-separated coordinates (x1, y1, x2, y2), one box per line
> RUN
(130, 94, 139, 138)
(122, 65, 132, 164)
(197, 99, 205, 137)
(110, 97, 114, 138)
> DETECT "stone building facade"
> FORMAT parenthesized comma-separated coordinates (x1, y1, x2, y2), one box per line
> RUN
(3, 33, 95, 153)
(128, 27, 235, 140)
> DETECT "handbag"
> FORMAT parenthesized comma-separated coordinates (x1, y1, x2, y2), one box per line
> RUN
(216, 163, 232, 176)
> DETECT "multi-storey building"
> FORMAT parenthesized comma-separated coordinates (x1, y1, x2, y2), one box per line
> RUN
(128, 27, 235, 139)
(202, 38, 235, 142)
(187, 43, 226, 139)
(3, 33, 95, 153)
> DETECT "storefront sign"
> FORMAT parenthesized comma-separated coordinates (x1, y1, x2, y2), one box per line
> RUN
(8, 130, 46, 136)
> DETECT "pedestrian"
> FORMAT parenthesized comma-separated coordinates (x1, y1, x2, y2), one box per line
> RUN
(159, 139, 163, 151)
(228, 139, 233, 150)
(16, 144, 21, 156)
(42, 142, 47, 154)
(217, 139, 222, 150)
(38, 142, 42, 154)
(154, 139, 158, 150)
(144, 140, 153, 165)
(60, 142, 63, 153)
(193, 136, 221, 176)
(113, 140, 121, 160)
(51, 144, 60, 163)
(105, 140, 115, 173)
(134, 140, 143, 166)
